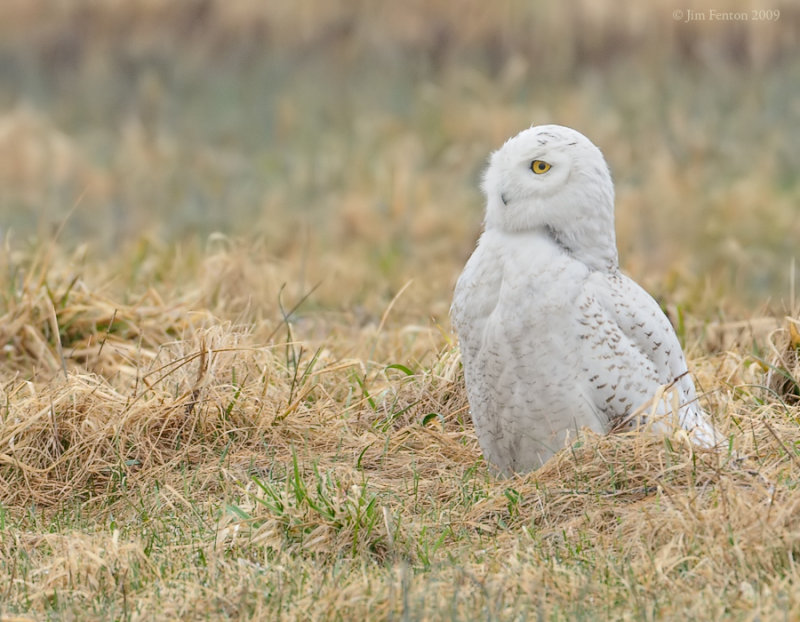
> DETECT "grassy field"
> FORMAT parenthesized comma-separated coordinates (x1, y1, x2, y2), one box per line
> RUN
(1, 1, 800, 619)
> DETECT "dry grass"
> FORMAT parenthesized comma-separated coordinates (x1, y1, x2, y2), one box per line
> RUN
(1, 1, 800, 620)
(0, 241, 798, 620)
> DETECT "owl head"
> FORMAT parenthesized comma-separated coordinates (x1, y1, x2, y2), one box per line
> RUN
(482, 125, 619, 270)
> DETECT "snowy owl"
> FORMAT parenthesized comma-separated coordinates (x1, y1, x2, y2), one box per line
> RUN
(451, 124, 720, 475)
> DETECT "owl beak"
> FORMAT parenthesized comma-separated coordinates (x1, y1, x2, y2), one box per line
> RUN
(500, 193, 509, 206)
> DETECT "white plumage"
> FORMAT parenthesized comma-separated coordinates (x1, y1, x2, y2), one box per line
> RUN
(451, 125, 720, 475)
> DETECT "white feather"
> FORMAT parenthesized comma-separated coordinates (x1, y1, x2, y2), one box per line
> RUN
(452, 125, 721, 474)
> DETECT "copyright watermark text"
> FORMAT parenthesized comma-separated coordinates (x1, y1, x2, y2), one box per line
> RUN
(672, 8, 781, 22)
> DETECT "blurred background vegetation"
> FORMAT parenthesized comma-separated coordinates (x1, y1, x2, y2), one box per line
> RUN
(0, 0, 798, 319)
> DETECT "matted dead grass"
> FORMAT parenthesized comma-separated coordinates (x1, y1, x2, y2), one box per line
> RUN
(0, 242, 798, 620)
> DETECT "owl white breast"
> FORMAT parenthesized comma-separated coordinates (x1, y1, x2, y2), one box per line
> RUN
(451, 124, 719, 475)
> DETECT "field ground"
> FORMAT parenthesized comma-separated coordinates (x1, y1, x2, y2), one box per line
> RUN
(0, 2, 799, 619)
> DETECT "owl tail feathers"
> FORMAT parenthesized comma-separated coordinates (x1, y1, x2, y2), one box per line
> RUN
(622, 383, 727, 451)
(676, 405, 726, 450)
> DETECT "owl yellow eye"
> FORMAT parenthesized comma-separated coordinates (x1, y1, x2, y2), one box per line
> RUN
(531, 160, 551, 174)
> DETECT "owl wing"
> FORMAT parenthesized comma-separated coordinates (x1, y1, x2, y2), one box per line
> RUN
(578, 270, 719, 445)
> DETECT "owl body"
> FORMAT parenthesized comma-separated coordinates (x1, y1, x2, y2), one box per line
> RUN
(453, 228, 601, 472)
(452, 125, 719, 474)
